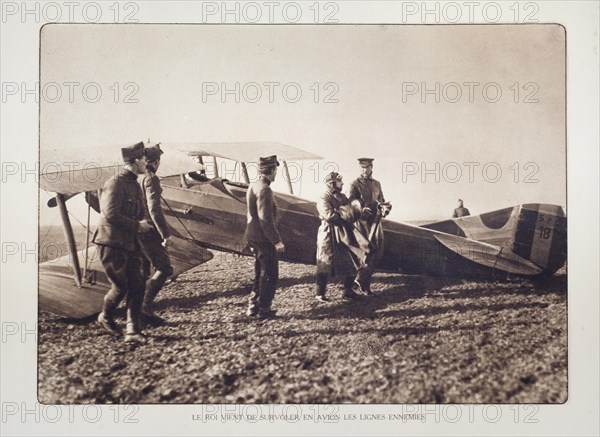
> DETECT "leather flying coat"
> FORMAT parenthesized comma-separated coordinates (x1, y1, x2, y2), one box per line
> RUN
(316, 188, 369, 277)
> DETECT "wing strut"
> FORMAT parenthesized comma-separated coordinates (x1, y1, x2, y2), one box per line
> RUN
(82, 199, 91, 280)
(212, 156, 219, 178)
(55, 193, 83, 287)
(282, 160, 294, 195)
(241, 162, 250, 184)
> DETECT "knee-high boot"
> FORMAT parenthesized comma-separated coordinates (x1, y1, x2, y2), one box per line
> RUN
(315, 273, 328, 297)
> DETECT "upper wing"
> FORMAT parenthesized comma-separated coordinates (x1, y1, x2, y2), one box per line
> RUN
(161, 142, 323, 162)
(40, 143, 203, 195)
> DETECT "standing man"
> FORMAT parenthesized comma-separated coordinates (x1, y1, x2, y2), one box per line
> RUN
(93, 142, 152, 343)
(243, 155, 285, 318)
(138, 144, 174, 325)
(452, 199, 471, 218)
(315, 172, 367, 302)
(349, 158, 390, 296)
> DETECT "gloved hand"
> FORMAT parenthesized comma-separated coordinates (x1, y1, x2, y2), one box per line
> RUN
(138, 221, 153, 233)
(361, 207, 373, 219)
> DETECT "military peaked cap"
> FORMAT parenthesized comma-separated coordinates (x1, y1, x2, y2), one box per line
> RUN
(121, 142, 145, 162)
(357, 158, 374, 167)
(259, 155, 280, 170)
(145, 144, 164, 162)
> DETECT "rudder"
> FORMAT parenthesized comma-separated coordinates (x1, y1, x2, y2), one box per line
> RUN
(512, 204, 567, 274)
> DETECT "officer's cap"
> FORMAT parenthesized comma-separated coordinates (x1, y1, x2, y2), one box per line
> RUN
(121, 142, 145, 162)
(259, 155, 280, 170)
(325, 171, 343, 184)
(145, 144, 164, 162)
(358, 158, 374, 167)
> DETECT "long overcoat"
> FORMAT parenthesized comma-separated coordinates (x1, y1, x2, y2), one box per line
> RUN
(349, 176, 386, 255)
(316, 188, 369, 277)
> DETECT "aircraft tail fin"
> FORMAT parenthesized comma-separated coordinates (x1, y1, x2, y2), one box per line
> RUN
(511, 204, 567, 274)
(422, 203, 567, 275)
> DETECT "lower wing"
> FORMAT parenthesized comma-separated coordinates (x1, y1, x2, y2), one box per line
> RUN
(39, 237, 213, 319)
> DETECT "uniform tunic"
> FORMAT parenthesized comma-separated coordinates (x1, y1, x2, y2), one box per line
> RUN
(93, 169, 145, 251)
(92, 168, 146, 319)
(348, 175, 387, 288)
(244, 176, 281, 311)
(349, 176, 386, 223)
(244, 176, 281, 245)
(138, 169, 172, 276)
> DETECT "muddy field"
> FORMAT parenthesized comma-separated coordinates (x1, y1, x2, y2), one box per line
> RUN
(38, 254, 567, 404)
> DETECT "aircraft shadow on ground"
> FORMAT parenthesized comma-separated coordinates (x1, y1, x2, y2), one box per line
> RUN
(43, 271, 566, 336)
(288, 272, 566, 324)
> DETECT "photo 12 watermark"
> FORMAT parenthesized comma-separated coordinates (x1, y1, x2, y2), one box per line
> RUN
(1, 403, 139, 424)
(399, 1, 540, 24)
(199, 1, 340, 23)
(401, 161, 540, 184)
(2, 82, 140, 104)
(401, 82, 540, 104)
(1, 1, 140, 23)
(1, 322, 37, 344)
(201, 81, 340, 104)
(2, 159, 346, 186)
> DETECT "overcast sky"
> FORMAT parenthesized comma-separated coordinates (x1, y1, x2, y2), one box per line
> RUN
(40, 24, 566, 224)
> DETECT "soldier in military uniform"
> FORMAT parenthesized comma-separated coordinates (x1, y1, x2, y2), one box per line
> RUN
(452, 199, 471, 218)
(93, 142, 152, 343)
(243, 155, 285, 318)
(138, 145, 174, 325)
(315, 172, 368, 302)
(349, 158, 391, 296)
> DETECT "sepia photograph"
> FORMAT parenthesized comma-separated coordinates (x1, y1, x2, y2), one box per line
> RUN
(36, 22, 569, 406)
(2, 2, 600, 436)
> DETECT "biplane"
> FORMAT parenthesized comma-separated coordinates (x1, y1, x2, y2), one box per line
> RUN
(39, 142, 567, 319)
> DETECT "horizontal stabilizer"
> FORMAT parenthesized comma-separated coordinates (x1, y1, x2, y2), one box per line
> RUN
(434, 233, 543, 276)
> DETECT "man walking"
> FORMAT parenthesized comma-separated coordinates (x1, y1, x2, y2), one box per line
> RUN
(138, 144, 173, 325)
(93, 142, 152, 343)
(349, 158, 391, 296)
(244, 155, 285, 318)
